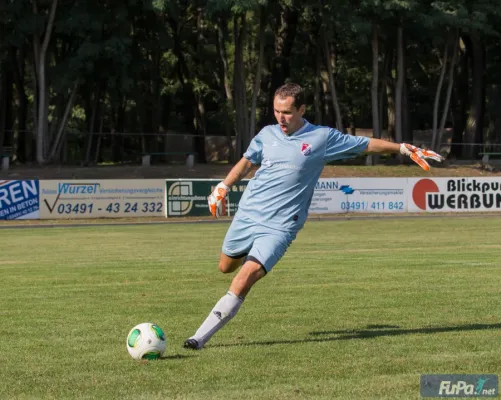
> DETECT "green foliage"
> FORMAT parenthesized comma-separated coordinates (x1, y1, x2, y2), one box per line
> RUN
(3, 0, 501, 162)
(205, 0, 267, 14)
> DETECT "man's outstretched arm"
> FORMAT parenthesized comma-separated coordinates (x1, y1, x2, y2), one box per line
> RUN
(364, 138, 400, 154)
(364, 138, 444, 171)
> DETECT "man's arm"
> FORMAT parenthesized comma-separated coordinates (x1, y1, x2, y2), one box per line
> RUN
(208, 157, 255, 218)
(363, 138, 444, 171)
(364, 138, 400, 154)
(221, 157, 254, 187)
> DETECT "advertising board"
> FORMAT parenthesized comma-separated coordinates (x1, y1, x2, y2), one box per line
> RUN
(39, 180, 165, 219)
(0, 180, 40, 220)
(408, 177, 501, 212)
(165, 179, 249, 217)
(310, 178, 408, 213)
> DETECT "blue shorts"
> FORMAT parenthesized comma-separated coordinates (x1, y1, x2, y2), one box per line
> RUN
(222, 214, 297, 273)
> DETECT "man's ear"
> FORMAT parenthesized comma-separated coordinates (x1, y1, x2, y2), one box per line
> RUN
(299, 104, 306, 115)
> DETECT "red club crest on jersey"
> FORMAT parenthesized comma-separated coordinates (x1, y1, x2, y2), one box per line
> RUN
(301, 143, 312, 156)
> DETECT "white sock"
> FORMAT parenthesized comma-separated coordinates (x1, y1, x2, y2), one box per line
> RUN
(191, 291, 244, 347)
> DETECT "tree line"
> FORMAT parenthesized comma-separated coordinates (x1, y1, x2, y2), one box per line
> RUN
(1, 0, 500, 165)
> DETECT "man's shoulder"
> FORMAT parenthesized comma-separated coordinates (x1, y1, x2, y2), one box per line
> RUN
(304, 122, 333, 133)
(253, 125, 280, 142)
(258, 124, 279, 134)
(300, 122, 331, 142)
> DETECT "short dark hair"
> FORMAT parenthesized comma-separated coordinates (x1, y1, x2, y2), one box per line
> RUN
(274, 83, 305, 109)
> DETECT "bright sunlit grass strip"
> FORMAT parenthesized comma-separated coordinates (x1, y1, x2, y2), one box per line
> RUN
(0, 217, 500, 399)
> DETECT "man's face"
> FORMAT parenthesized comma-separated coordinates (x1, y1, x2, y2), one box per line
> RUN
(273, 95, 305, 135)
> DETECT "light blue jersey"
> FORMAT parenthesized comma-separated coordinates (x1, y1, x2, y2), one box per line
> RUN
(237, 120, 370, 232)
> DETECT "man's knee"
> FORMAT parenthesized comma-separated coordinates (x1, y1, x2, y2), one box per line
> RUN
(240, 263, 265, 281)
(218, 254, 243, 273)
(218, 260, 235, 273)
(230, 260, 266, 297)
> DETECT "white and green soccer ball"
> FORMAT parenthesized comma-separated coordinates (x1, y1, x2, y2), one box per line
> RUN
(126, 323, 167, 360)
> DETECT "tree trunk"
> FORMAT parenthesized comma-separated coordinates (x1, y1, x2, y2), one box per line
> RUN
(319, 32, 332, 127)
(0, 59, 5, 154)
(450, 37, 469, 158)
(233, 12, 249, 157)
(323, 29, 344, 133)
(152, 48, 161, 136)
(386, 79, 396, 141)
(48, 81, 79, 162)
(12, 46, 29, 163)
(42, 86, 50, 158)
(313, 33, 322, 125)
(31, 47, 38, 164)
(194, 96, 207, 163)
(195, 97, 206, 136)
(48, 93, 63, 156)
(249, 6, 266, 144)
(217, 15, 233, 103)
(402, 78, 412, 143)
(394, 24, 404, 145)
(432, 34, 450, 150)
(463, 31, 486, 159)
(489, 85, 501, 145)
(371, 23, 380, 140)
(472, 31, 486, 157)
(33, 0, 58, 164)
(94, 111, 104, 164)
(114, 102, 125, 163)
(84, 85, 101, 165)
(369, 23, 381, 165)
(263, 5, 299, 126)
(167, 15, 206, 162)
(437, 31, 459, 152)
(190, 16, 208, 163)
(1, 59, 14, 154)
(379, 47, 392, 138)
(216, 14, 235, 163)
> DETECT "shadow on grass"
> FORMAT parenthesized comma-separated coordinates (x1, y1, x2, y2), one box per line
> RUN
(209, 323, 501, 348)
(310, 323, 501, 338)
(159, 354, 197, 360)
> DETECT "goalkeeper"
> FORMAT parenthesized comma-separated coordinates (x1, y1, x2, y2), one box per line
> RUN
(184, 82, 443, 350)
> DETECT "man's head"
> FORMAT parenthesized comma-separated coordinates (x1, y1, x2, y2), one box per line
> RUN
(273, 83, 306, 135)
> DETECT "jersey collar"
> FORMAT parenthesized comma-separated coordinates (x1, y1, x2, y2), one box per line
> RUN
(283, 119, 309, 139)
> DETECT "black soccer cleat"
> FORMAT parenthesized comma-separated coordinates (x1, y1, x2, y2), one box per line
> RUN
(183, 338, 201, 350)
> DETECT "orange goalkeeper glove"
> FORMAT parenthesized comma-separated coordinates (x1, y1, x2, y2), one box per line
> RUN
(400, 143, 444, 171)
(208, 182, 230, 218)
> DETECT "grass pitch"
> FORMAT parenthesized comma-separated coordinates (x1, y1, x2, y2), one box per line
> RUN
(1, 217, 500, 399)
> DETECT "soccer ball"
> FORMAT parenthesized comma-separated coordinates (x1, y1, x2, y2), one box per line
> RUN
(126, 322, 167, 360)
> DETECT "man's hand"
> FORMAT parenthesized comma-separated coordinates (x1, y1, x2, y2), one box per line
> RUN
(208, 182, 230, 218)
(400, 143, 444, 171)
